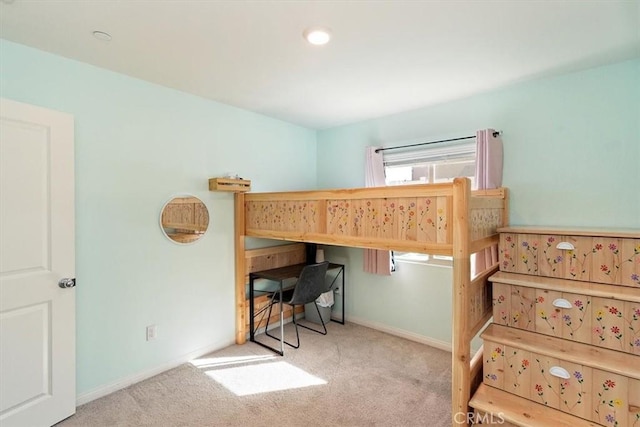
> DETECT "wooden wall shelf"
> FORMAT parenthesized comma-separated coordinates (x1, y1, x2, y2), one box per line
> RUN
(209, 178, 251, 193)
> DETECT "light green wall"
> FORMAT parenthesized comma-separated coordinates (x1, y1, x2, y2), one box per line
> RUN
(317, 59, 640, 344)
(0, 40, 317, 396)
(2, 36, 638, 396)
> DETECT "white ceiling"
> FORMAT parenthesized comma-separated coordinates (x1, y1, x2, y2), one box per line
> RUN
(1, 1, 639, 130)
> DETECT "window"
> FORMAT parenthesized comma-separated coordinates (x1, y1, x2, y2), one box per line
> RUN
(383, 140, 476, 266)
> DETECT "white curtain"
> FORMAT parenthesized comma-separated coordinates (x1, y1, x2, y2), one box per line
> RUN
(472, 129, 503, 275)
(364, 146, 393, 275)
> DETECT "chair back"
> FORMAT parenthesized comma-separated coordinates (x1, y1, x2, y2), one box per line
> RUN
(288, 261, 329, 305)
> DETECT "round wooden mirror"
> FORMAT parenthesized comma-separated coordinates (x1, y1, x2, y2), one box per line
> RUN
(160, 195, 209, 244)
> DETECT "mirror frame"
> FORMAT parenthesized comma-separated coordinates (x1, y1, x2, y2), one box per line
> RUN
(159, 194, 209, 245)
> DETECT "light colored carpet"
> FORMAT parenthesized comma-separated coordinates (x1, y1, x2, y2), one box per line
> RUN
(58, 322, 451, 426)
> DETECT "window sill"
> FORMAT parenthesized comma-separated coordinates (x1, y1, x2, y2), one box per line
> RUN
(394, 256, 453, 269)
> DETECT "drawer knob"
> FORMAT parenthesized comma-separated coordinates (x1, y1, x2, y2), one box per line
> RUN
(555, 242, 575, 250)
(549, 366, 571, 379)
(552, 298, 572, 309)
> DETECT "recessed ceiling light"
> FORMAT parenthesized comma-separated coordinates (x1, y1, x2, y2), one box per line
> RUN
(92, 31, 112, 42)
(303, 27, 331, 46)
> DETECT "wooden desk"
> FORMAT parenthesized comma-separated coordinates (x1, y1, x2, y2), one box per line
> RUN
(249, 262, 345, 355)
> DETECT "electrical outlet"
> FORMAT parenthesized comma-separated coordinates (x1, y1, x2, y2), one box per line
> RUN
(146, 325, 157, 341)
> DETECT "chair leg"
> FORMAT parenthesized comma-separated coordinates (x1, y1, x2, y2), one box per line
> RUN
(265, 302, 300, 349)
(297, 302, 328, 335)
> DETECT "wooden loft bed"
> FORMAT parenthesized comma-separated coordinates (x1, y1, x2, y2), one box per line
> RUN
(231, 177, 508, 427)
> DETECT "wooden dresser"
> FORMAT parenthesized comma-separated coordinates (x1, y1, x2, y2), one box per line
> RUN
(470, 226, 640, 426)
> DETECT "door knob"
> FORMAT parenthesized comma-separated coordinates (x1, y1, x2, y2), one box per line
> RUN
(58, 278, 76, 288)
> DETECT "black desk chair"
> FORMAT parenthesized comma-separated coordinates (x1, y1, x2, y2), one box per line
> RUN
(265, 261, 330, 349)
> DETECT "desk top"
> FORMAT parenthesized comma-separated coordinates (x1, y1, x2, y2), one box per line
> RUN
(249, 262, 343, 282)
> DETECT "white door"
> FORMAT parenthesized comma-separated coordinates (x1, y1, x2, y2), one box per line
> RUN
(0, 98, 75, 426)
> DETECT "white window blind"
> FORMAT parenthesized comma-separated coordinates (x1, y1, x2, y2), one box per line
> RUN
(382, 140, 476, 167)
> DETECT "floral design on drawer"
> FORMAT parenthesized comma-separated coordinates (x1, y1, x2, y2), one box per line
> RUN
(504, 346, 532, 398)
(499, 233, 517, 272)
(629, 378, 640, 427)
(517, 234, 539, 275)
(592, 238, 640, 287)
(492, 283, 510, 326)
(592, 299, 627, 352)
(532, 357, 592, 419)
(620, 239, 640, 288)
(535, 291, 593, 344)
(557, 366, 592, 420)
(540, 235, 566, 279)
(535, 291, 563, 337)
(483, 343, 505, 389)
(564, 236, 594, 282)
(560, 296, 592, 344)
(511, 286, 535, 331)
(625, 301, 640, 356)
(593, 372, 629, 427)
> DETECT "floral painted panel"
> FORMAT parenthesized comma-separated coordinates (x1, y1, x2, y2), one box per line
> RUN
(326, 199, 350, 236)
(470, 208, 503, 241)
(556, 361, 593, 421)
(620, 239, 640, 288)
(510, 286, 536, 331)
(539, 235, 566, 279)
(592, 297, 627, 353)
(531, 356, 594, 420)
(492, 283, 511, 327)
(559, 292, 592, 345)
(394, 198, 418, 241)
(625, 301, 640, 356)
(483, 340, 505, 390)
(592, 238, 624, 285)
(534, 289, 563, 338)
(303, 200, 320, 233)
(564, 236, 594, 282)
(499, 233, 518, 273)
(415, 196, 437, 243)
(363, 199, 382, 238)
(531, 354, 561, 410)
(350, 199, 366, 237)
(435, 196, 450, 244)
(503, 346, 532, 399)
(628, 378, 640, 427)
(379, 198, 397, 240)
(516, 234, 540, 275)
(592, 371, 629, 427)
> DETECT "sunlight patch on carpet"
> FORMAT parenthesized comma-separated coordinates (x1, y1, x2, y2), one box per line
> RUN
(205, 361, 327, 396)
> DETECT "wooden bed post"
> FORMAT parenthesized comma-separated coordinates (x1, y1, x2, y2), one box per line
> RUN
(234, 192, 246, 344)
(452, 177, 471, 426)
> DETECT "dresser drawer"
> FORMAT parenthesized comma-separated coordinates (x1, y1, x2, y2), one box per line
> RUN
(482, 324, 640, 426)
(491, 276, 640, 356)
(498, 230, 640, 288)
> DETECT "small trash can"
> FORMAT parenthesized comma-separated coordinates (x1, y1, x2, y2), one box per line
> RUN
(304, 290, 333, 325)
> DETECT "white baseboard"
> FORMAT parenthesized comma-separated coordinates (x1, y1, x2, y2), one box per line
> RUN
(76, 338, 236, 406)
(77, 320, 456, 406)
(348, 316, 453, 353)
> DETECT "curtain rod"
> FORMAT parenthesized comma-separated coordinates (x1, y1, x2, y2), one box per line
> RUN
(374, 131, 501, 154)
